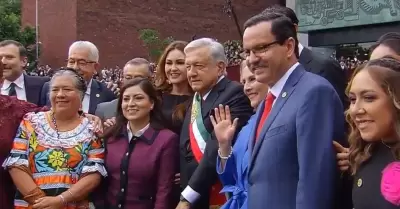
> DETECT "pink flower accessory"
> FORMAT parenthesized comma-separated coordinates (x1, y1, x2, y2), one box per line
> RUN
(381, 161, 400, 206)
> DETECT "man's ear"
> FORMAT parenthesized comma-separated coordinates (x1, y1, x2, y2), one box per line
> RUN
(217, 61, 226, 76)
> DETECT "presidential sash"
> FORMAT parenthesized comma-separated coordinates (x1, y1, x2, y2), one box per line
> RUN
(189, 93, 225, 209)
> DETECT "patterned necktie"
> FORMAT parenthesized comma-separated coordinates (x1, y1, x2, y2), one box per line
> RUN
(8, 83, 17, 97)
(255, 92, 276, 141)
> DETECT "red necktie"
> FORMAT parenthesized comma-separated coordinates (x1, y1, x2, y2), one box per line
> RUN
(256, 92, 275, 141)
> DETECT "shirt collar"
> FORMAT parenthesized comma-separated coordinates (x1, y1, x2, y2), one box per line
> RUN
(298, 43, 304, 56)
(1, 73, 25, 90)
(86, 79, 92, 95)
(127, 122, 150, 141)
(202, 75, 225, 100)
(269, 62, 300, 98)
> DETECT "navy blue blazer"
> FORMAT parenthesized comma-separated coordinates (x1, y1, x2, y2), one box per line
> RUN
(40, 79, 116, 114)
(24, 74, 50, 105)
(247, 64, 345, 209)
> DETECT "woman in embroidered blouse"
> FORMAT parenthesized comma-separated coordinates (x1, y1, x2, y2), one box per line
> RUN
(98, 78, 178, 209)
(3, 68, 107, 209)
(346, 58, 400, 209)
(211, 61, 268, 209)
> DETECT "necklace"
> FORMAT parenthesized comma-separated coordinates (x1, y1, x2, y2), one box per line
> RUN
(50, 111, 77, 184)
(381, 140, 394, 149)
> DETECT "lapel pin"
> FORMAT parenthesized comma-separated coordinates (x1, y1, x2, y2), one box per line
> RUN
(282, 92, 287, 98)
(96, 94, 100, 98)
(357, 178, 363, 187)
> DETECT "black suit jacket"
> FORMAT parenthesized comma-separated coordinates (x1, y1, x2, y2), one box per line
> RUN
(300, 47, 352, 209)
(24, 74, 50, 105)
(40, 79, 116, 114)
(299, 47, 348, 109)
(179, 77, 253, 209)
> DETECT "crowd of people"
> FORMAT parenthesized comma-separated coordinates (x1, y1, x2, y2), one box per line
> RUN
(1, 4, 400, 209)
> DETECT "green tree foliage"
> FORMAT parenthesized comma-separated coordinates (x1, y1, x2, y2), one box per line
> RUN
(138, 29, 174, 62)
(0, 0, 37, 70)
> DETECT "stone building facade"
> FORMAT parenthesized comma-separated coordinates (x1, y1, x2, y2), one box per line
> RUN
(22, 0, 282, 67)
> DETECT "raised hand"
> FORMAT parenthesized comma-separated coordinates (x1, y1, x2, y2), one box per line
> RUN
(210, 104, 238, 148)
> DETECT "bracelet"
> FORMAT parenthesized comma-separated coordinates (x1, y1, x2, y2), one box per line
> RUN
(67, 190, 73, 197)
(218, 146, 233, 160)
(59, 194, 66, 205)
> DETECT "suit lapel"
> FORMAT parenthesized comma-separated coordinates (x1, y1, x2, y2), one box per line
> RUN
(89, 80, 101, 114)
(201, 78, 229, 118)
(249, 66, 306, 172)
(24, 75, 39, 103)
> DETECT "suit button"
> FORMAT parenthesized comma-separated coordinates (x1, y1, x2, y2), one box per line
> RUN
(122, 171, 126, 175)
(121, 188, 125, 192)
(118, 204, 121, 208)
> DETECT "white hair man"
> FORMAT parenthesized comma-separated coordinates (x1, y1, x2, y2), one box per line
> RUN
(177, 38, 253, 209)
(40, 41, 116, 114)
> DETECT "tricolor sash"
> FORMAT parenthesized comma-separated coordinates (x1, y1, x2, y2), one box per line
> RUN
(189, 93, 226, 209)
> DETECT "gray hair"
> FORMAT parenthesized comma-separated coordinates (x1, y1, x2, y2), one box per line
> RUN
(68, 41, 99, 62)
(49, 69, 87, 101)
(184, 38, 228, 65)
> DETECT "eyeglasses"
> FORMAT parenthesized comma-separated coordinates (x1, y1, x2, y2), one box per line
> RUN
(66, 59, 96, 67)
(240, 41, 280, 59)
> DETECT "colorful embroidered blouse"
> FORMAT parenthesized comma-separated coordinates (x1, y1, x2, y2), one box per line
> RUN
(2, 112, 107, 209)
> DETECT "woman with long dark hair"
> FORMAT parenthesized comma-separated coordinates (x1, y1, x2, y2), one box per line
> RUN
(346, 58, 400, 208)
(98, 78, 178, 209)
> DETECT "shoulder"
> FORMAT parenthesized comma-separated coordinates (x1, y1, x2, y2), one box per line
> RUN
(158, 128, 178, 140)
(225, 79, 243, 91)
(25, 75, 51, 87)
(97, 99, 117, 108)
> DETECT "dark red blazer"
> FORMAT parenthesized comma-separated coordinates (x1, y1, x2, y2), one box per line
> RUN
(98, 125, 179, 209)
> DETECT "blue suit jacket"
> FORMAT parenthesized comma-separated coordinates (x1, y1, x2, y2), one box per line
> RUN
(217, 115, 255, 209)
(247, 64, 344, 209)
(40, 79, 115, 114)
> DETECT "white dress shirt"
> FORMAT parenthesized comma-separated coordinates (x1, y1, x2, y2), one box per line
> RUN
(181, 75, 225, 203)
(269, 62, 300, 106)
(298, 43, 304, 56)
(81, 79, 93, 113)
(1, 73, 27, 101)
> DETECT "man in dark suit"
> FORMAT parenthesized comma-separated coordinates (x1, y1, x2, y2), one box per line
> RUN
(95, 58, 152, 120)
(40, 41, 115, 114)
(0, 40, 50, 105)
(176, 38, 253, 209)
(262, 6, 347, 108)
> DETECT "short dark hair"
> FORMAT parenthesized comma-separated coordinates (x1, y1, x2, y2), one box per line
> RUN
(370, 32, 400, 56)
(261, 5, 299, 25)
(0, 40, 27, 57)
(244, 12, 299, 58)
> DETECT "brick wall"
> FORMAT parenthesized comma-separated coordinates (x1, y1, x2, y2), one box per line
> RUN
(22, 0, 78, 68)
(22, 0, 281, 68)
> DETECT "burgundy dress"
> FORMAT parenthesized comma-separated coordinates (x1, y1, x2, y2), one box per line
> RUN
(0, 95, 48, 209)
(97, 125, 178, 209)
